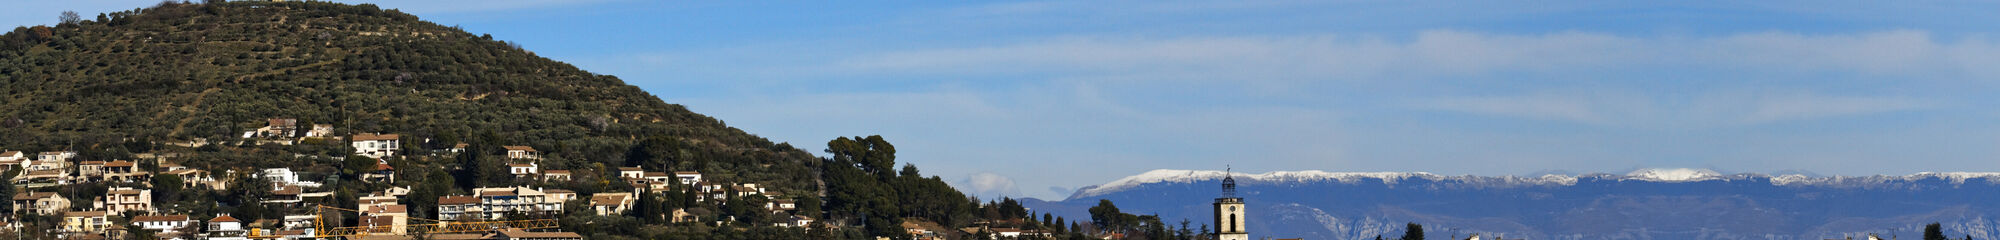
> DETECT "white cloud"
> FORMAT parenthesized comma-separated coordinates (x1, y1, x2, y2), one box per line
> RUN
(959, 172, 1023, 199)
(1422, 92, 1641, 126)
(831, 30, 2000, 85)
(1422, 90, 1934, 127)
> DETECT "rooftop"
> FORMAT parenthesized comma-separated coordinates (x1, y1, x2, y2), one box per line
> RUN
(352, 133, 400, 141)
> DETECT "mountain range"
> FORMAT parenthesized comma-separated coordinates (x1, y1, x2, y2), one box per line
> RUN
(1024, 168, 2000, 240)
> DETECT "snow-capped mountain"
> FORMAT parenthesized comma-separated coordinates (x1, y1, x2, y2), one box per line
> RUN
(1026, 169, 2000, 240)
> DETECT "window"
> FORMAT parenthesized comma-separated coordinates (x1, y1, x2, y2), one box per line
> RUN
(1229, 213, 1236, 232)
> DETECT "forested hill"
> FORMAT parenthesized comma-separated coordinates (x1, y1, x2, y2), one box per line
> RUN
(0, 1, 821, 181)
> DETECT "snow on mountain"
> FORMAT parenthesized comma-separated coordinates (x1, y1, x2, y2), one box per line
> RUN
(1071, 169, 1552, 200)
(1039, 168, 2000, 240)
(1623, 168, 1723, 182)
(1072, 169, 2000, 199)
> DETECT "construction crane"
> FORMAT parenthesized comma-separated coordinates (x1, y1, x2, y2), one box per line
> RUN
(247, 205, 561, 239)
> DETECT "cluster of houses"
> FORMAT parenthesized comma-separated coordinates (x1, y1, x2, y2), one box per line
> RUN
(1, 151, 226, 189)
(1, 117, 829, 239)
(3, 150, 230, 239)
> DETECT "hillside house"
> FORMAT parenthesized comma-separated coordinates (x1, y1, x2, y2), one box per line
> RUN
(31, 151, 74, 171)
(102, 160, 146, 182)
(617, 167, 644, 179)
(163, 168, 225, 190)
(672, 208, 697, 223)
(259, 168, 321, 188)
(768, 199, 797, 213)
(258, 118, 298, 138)
(362, 161, 395, 183)
(0, 150, 22, 161)
(351, 133, 401, 159)
(775, 215, 815, 228)
(674, 171, 703, 185)
(437, 186, 567, 221)
(78, 161, 106, 178)
(541, 169, 571, 181)
(435, 196, 480, 221)
(643, 172, 672, 185)
(304, 124, 334, 138)
(590, 192, 634, 216)
(503, 146, 539, 160)
(131, 215, 195, 234)
(14, 192, 70, 215)
(21, 169, 67, 183)
(103, 187, 153, 213)
(509, 163, 538, 178)
(62, 211, 110, 234)
(208, 214, 247, 240)
(0, 151, 25, 169)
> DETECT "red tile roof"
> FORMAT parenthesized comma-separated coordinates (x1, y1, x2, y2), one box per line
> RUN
(131, 215, 190, 222)
(104, 161, 136, 167)
(438, 196, 479, 205)
(210, 215, 240, 223)
(13, 192, 57, 201)
(351, 133, 400, 141)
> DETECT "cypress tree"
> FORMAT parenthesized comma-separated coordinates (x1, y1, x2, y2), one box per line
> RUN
(1402, 223, 1425, 240)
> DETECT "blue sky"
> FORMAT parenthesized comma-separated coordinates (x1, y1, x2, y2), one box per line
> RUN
(12, 0, 2000, 199)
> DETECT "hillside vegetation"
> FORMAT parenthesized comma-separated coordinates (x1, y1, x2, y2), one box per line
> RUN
(0, 2, 1168, 239)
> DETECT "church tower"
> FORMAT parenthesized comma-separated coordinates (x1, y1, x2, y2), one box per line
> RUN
(1214, 167, 1249, 240)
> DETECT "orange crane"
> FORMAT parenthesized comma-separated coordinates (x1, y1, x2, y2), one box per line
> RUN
(247, 205, 561, 239)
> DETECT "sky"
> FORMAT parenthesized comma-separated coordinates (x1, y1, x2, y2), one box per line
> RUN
(11, 0, 2000, 200)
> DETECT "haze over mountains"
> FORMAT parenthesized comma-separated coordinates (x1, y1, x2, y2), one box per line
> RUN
(1025, 168, 2000, 240)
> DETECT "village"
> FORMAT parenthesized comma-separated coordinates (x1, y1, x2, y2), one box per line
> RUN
(0, 119, 825, 239)
(2, 118, 1078, 240)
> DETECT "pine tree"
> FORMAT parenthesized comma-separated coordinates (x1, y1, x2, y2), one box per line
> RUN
(1925, 222, 1946, 240)
(1402, 223, 1426, 240)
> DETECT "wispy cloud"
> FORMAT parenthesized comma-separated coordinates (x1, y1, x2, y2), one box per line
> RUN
(1422, 91, 1933, 127)
(831, 30, 2000, 84)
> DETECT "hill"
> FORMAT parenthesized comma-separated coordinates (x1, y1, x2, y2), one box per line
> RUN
(1027, 169, 2000, 240)
(0, 1, 837, 238)
(0, 2, 827, 187)
(0, 2, 1206, 239)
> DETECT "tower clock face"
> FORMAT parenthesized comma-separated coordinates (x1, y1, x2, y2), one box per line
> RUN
(1229, 206, 1236, 211)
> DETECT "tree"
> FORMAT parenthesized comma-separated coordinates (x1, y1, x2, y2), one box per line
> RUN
(797, 195, 822, 219)
(1401, 223, 1425, 240)
(1925, 222, 1946, 240)
(1088, 199, 1135, 233)
(152, 174, 185, 204)
(342, 154, 377, 181)
(0, 166, 16, 213)
(59, 11, 81, 26)
(632, 189, 662, 224)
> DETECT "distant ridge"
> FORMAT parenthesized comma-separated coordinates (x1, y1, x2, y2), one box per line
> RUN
(1035, 168, 2000, 240)
(1069, 168, 2000, 200)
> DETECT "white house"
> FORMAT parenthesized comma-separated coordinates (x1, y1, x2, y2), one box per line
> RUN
(31, 151, 74, 171)
(503, 146, 539, 160)
(674, 171, 703, 185)
(304, 124, 334, 138)
(103, 187, 153, 214)
(351, 133, 401, 159)
(208, 214, 247, 240)
(131, 215, 195, 234)
(509, 163, 539, 177)
(0, 150, 23, 162)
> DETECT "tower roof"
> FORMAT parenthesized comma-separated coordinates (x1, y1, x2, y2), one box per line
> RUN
(1222, 166, 1237, 198)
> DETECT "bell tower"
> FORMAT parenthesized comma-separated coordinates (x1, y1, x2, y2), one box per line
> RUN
(1214, 166, 1248, 240)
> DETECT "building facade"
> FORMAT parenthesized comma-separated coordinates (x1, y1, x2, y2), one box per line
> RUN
(1214, 171, 1249, 240)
